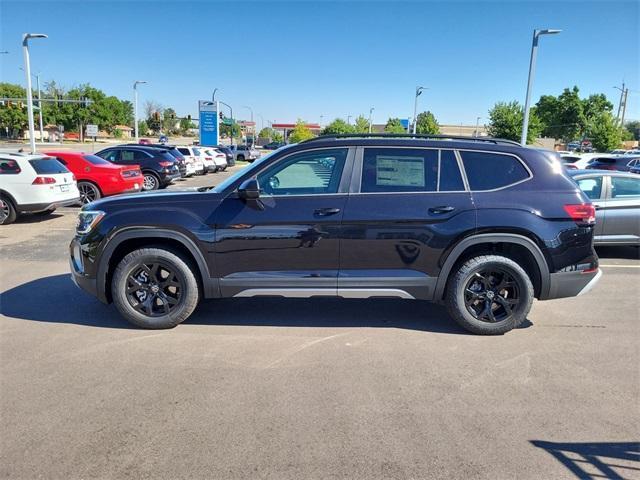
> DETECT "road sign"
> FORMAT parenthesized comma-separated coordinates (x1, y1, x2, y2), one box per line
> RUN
(400, 119, 409, 130)
(85, 124, 98, 137)
(199, 100, 219, 146)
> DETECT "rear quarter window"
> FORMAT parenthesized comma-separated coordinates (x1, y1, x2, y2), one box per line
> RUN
(0, 159, 21, 174)
(28, 157, 69, 174)
(460, 151, 530, 191)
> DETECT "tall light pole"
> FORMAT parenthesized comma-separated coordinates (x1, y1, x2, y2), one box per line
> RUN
(368, 107, 374, 133)
(521, 28, 561, 145)
(475, 116, 482, 137)
(212, 88, 219, 102)
(22, 33, 47, 153)
(347, 115, 352, 125)
(257, 113, 265, 133)
(412, 86, 426, 134)
(133, 80, 147, 142)
(20, 67, 44, 142)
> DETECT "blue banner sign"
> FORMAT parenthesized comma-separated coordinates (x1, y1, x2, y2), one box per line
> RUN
(199, 100, 218, 146)
(400, 118, 409, 130)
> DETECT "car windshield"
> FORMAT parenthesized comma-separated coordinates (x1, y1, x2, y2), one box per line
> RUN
(83, 154, 113, 165)
(212, 148, 288, 193)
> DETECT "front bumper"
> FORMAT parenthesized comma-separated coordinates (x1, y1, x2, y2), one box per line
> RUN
(545, 268, 602, 300)
(69, 240, 103, 302)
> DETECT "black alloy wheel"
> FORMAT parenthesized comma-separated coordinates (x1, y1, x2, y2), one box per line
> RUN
(464, 268, 520, 323)
(78, 182, 101, 204)
(125, 261, 183, 317)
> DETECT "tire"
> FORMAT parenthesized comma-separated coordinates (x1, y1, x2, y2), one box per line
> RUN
(237, 155, 245, 161)
(445, 255, 534, 335)
(0, 196, 17, 225)
(142, 172, 160, 191)
(112, 247, 200, 329)
(78, 181, 102, 204)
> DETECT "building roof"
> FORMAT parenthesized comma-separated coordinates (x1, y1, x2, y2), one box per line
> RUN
(114, 125, 133, 131)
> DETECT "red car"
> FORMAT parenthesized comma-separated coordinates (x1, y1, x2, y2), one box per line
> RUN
(44, 151, 142, 204)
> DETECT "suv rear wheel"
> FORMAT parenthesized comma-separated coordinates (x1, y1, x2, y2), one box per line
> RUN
(142, 172, 160, 191)
(112, 247, 200, 329)
(237, 154, 245, 161)
(445, 255, 533, 335)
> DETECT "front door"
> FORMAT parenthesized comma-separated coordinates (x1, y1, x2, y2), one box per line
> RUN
(339, 147, 476, 300)
(213, 147, 353, 297)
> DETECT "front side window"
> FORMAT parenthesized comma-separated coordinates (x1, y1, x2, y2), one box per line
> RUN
(576, 176, 603, 200)
(361, 148, 437, 193)
(133, 150, 150, 161)
(460, 151, 530, 190)
(611, 176, 640, 199)
(256, 148, 348, 196)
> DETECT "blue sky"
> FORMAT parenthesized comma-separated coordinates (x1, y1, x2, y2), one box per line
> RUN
(1, 0, 638, 127)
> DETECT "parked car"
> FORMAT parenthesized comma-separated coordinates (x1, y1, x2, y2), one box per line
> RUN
(609, 149, 628, 155)
(0, 152, 79, 225)
(70, 134, 601, 335)
(629, 163, 640, 175)
(44, 151, 142, 204)
(230, 144, 260, 162)
(585, 156, 639, 172)
(95, 145, 181, 190)
(569, 170, 640, 246)
(132, 144, 187, 177)
(559, 154, 582, 170)
(138, 139, 152, 145)
(623, 149, 640, 156)
(263, 141, 286, 150)
(176, 146, 205, 176)
(199, 147, 228, 172)
(215, 145, 235, 167)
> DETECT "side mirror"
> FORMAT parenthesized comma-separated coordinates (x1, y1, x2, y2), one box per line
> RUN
(238, 178, 260, 200)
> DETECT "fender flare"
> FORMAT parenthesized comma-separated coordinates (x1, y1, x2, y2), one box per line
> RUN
(0, 189, 18, 208)
(433, 233, 550, 301)
(96, 228, 217, 303)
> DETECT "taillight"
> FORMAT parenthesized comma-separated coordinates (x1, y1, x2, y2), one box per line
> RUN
(32, 176, 56, 185)
(158, 161, 173, 167)
(564, 204, 596, 225)
(206, 157, 213, 160)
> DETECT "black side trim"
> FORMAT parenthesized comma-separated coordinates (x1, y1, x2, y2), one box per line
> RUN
(96, 228, 217, 303)
(434, 233, 551, 301)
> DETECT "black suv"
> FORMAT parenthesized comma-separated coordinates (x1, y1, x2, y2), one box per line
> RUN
(71, 134, 601, 335)
(96, 145, 181, 190)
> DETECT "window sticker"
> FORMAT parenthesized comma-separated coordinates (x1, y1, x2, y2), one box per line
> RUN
(376, 156, 425, 187)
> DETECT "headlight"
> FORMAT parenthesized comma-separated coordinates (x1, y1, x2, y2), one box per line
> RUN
(76, 210, 105, 234)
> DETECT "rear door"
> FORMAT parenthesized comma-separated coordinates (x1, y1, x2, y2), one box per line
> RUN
(600, 175, 640, 244)
(339, 147, 475, 300)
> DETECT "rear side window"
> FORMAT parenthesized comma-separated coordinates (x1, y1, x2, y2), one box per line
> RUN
(439, 150, 464, 191)
(460, 151, 529, 190)
(178, 148, 189, 155)
(611, 177, 640, 199)
(0, 159, 21, 174)
(361, 148, 437, 193)
(576, 177, 603, 200)
(29, 157, 68, 174)
(83, 155, 112, 166)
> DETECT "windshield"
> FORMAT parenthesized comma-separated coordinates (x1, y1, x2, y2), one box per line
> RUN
(212, 148, 288, 193)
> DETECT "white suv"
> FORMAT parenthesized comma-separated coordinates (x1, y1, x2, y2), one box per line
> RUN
(176, 146, 205, 176)
(199, 147, 228, 172)
(0, 152, 80, 225)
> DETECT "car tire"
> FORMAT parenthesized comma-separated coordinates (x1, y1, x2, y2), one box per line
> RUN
(112, 247, 200, 329)
(237, 155, 245, 161)
(445, 255, 534, 335)
(78, 181, 102, 204)
(0, 196, 17, 225)
(142, 172, 160, 191)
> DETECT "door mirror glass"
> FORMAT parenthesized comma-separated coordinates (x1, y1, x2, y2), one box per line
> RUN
(238, 178, 260, 200)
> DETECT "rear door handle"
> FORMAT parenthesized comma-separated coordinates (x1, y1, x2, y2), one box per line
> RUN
(429, 206, 455, 214)
(314, 207, 341, 216)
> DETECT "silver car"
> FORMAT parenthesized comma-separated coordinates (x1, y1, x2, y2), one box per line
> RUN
(570, 170, 640, 246)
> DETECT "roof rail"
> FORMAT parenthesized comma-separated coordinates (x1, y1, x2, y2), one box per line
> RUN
(300, 133, 521, 146)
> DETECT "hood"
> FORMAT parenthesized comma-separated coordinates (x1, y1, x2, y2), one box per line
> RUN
(84, 187, 220, 211)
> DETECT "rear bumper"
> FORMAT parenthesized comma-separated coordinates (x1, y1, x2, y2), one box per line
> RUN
(18, 197, 80, 212)
(544, 268, 602, 300)
(160, 172, 181, 185)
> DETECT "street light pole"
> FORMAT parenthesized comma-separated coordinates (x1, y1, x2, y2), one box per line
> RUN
(212, 88, 219, 102)
(347, 115, 352, 125)
(521, 28, 561, 145)
(133, 80, 147, 143)
(22, 33, 47, 153)
(475, 116, 481, 137)
(412, 86, 426, 134)
(35, 74, 44, 142)
(368, 107, 374, 133)
(219, 101, 234, 145)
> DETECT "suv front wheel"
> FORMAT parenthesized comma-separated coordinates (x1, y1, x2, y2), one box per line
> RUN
(112, 247, 200, 328)
(445, 255, 534, 335)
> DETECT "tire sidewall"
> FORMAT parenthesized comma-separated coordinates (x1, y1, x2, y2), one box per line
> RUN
(78, 181, 101, 204)
(143, 173, 159, 191)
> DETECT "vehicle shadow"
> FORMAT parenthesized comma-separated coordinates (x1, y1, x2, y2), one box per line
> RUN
(530, 440, 640, 479)
(0, 274, 537, 335)
(13, 212, 65, 224)
(595, 245, 640, 260)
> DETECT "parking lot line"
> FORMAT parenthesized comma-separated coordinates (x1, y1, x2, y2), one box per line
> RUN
(599, 264, 640, 268)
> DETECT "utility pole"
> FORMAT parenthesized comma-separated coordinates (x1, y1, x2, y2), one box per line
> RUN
(620, 88, 629, 126)
(614, 83, 626, 125)
(368, 107, 374, 133)
(22, 33, 47, 153)
(347, 115, 352, 125)
(475, 116, 481, 137)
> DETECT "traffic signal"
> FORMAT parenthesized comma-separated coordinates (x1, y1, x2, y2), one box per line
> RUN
(219, 112, 224, 120)
(187, 114, 191, 121)
(153, 111, 160, 121)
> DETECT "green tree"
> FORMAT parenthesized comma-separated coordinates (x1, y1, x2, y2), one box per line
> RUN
(535, 86, 590, 141)
(415, 111, 440, 134)
(353, 115, 370, 133)
(179, 117, 195, 135)
(624, 120, 640, 140)
(258, 127, 283, 142)
(163, 107, 178, 133)
(0, 83, 28, 138)
(487, 101, 542, 144)
(138, 120, 149, 136)
(220, 122, 241, 140)
(288, 120, 314, 143)
(321, 118, 355, 135)
(583, 93, 613, 120)
(588, 111, 622, 152)
(384, 118, 406, 134)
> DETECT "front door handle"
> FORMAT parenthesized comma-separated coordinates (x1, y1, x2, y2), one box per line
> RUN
(314, 207, 341, 216)
(429, 206, 455, 214)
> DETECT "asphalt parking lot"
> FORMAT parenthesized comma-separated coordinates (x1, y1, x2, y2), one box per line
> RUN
(1, 167, 639, 479)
